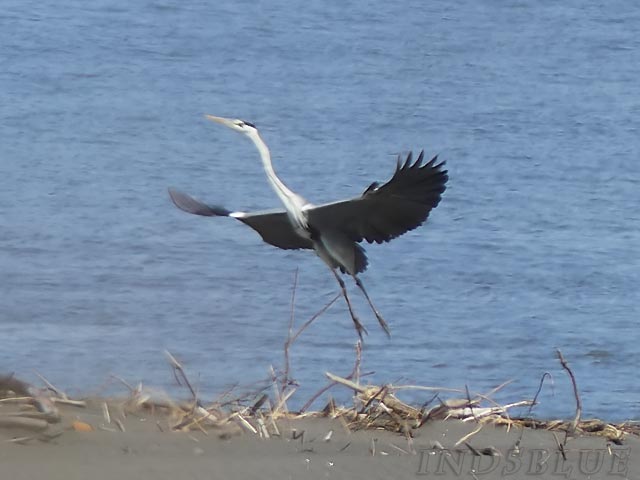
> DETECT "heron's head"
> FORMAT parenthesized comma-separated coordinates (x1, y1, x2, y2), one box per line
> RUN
(205, 115, 258, 136)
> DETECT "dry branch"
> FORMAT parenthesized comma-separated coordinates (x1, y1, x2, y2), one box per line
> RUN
(165, 350, 198, 404)
(556, 349, 582, 435)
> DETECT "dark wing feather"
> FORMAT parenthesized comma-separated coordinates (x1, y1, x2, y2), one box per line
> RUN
(168, 188, 312, 251)
(168, 188, 231, 216)
(236, 210, 314, 250)
(306, 151, 448, 244)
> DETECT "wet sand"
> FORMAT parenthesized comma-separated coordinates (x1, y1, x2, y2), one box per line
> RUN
(0, 399, 637, 480)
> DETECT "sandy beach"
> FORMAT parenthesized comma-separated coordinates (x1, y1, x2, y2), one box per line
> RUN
(1, 381, 637, 480)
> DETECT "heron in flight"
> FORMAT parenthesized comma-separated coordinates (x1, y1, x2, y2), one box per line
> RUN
(169, 115, 448, 338)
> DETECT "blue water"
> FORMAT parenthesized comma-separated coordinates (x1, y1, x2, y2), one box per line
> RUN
(1, 0, 639, 420)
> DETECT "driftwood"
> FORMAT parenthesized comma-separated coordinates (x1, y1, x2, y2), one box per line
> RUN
(1, 360, 636, 446)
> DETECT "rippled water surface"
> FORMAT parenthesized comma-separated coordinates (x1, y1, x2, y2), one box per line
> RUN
(2, 0, 639, 419)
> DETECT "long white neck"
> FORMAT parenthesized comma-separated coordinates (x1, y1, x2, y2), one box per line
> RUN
(248, 130, 300, 209)
(246, 129, 309, 231)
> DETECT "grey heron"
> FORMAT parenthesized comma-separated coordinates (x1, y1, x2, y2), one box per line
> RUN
(169, 115, 448, 339)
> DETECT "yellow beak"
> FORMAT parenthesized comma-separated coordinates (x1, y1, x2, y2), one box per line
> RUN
(204, 114, 230, 126)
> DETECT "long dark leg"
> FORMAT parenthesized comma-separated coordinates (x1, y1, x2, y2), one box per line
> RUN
(331, 269, 367, 340)
(353, 276, 390, 338)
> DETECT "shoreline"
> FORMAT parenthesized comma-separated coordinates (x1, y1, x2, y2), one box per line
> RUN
(1, 400, 638, 480)
(1, 372, 638, 480)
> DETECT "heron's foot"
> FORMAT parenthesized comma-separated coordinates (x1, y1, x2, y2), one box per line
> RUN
(350, 312, 368, 341)
(353, 276, 390, 338)
(332, 270, 368, 341)
(374, 311, 391, 338)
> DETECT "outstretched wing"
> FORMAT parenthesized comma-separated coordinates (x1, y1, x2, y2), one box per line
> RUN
(305, 151, 448, 244)
(234, 210, 313, 250)
(168, 188, 312, 250)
